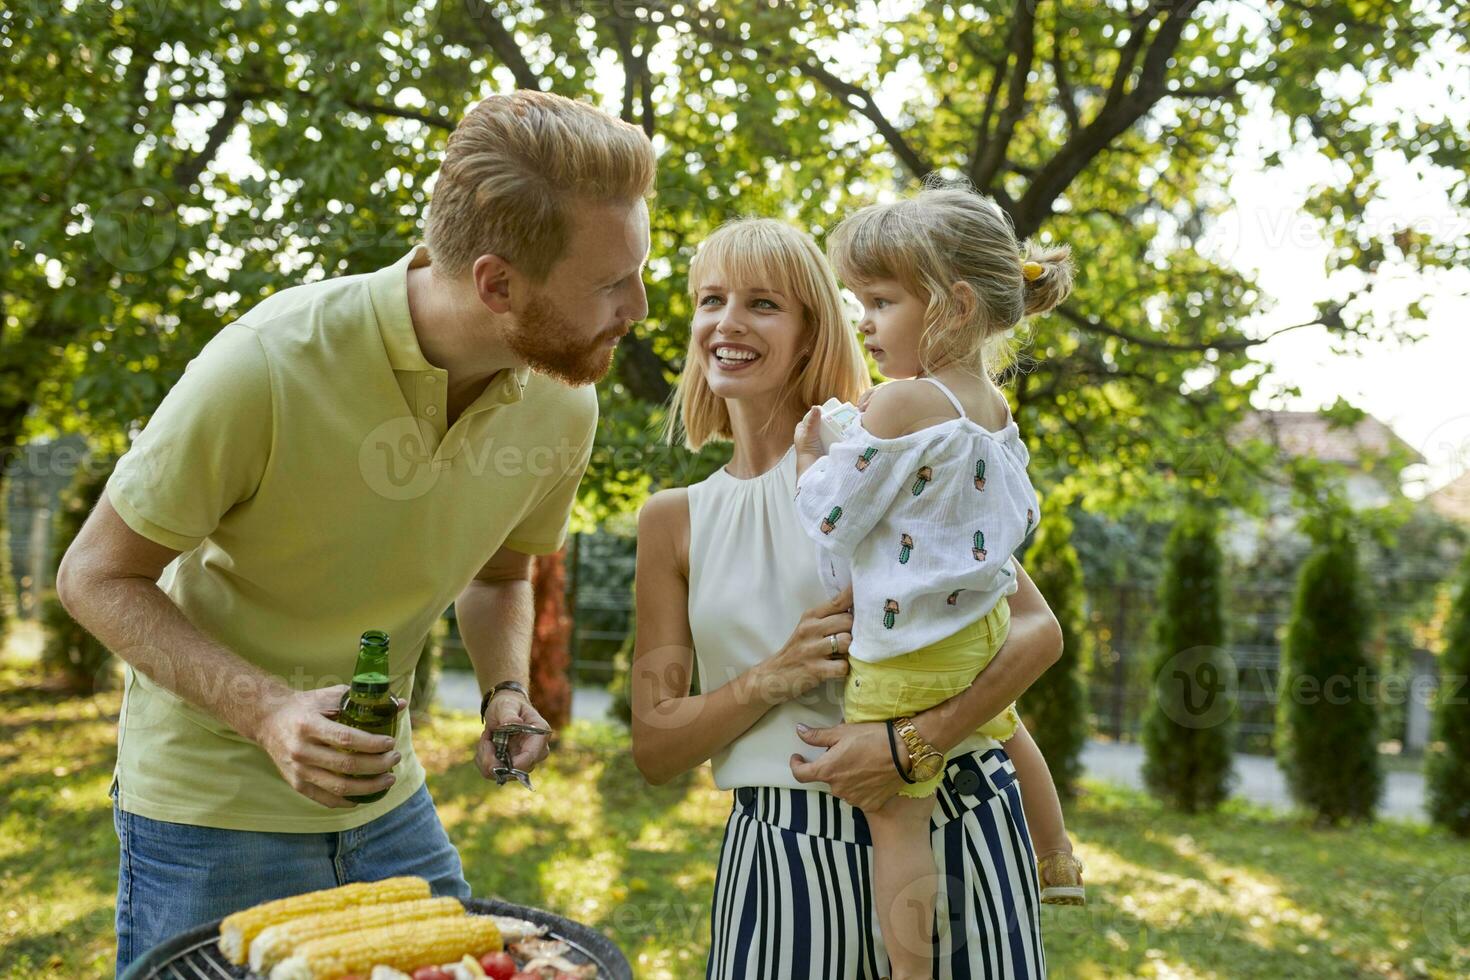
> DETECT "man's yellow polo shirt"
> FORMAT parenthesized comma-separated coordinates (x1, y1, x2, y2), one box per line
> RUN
(104, 244, 597, 832)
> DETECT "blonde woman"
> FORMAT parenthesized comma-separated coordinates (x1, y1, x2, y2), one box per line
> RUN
(631, 218, 1059, 979)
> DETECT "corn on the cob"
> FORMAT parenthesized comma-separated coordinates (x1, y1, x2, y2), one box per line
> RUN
(248, 896, 464, 972)
(218, 876, 430, 964)
(269, 914, 503, 980)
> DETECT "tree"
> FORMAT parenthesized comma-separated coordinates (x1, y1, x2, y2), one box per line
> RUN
(1425, 550, 1470, 836)
(1141, 505, 1235, 812)
(529, 551, 573, 730)
(1019, 506, 1089, 800)
(0, 486, 12, 651)
(40, 454, 116, 693)
(1276, 504, 1382, 825)
(6, 1, 1465, 706)
(6, 2, 1465, 527)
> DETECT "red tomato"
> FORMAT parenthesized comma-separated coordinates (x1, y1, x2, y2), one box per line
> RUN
(479, 951, 517, 979)
(411, 968, 452, 980)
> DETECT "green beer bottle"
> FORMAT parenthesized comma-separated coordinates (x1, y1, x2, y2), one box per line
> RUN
(337, 629, 397, 803)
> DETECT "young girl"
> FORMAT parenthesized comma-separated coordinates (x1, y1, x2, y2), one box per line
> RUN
(793, 186, 1084, 979)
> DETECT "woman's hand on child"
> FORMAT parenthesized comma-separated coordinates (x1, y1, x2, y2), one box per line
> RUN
(793, 406, 827, 479)
(763, 586, 852, 701)
(789, 720, 908, 812)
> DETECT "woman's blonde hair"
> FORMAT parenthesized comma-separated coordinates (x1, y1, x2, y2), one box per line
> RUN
(828, 183, 1075, 380)
(665, 218, 868, 450)
(426, 90, 656, 281)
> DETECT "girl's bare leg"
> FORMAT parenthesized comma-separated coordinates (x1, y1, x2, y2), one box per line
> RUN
(1005, 720, 1074, 858)
(866, 793, 941, 980)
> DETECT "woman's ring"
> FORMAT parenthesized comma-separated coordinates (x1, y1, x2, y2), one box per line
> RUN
(829, 633, 838, 655)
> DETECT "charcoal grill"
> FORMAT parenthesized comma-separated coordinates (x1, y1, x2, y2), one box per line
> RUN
(119, 897, 631, 980)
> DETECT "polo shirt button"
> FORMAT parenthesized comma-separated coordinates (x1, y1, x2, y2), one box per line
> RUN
(736, 787, 755, 808)
(425, 405, 438, 417)
(953, 768, 982, 797)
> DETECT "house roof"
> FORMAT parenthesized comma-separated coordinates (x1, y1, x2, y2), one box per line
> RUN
(1230, 410, 1425, 468)
(1428, 470, 1470, 523)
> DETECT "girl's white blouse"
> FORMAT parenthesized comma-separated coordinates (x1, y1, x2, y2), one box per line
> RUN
(794, 383, 1041, 664)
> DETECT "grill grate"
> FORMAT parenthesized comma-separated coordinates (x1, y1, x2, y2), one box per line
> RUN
(132, 904, 620, 980)
(145, 935, 242, 979)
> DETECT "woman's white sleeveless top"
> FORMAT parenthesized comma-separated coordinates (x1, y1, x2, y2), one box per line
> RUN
(686, 446, 997, 791)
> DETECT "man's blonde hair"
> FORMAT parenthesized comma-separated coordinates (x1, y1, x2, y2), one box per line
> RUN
(426, 90, 656, 281)
(665, 218, 869, 450)
(828, 184, 1075, 380)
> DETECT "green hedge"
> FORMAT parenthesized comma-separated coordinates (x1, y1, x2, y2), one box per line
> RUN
(1426, 550, 1470, 835)
(1141, 506, 1235, 813)
(1276, 524, 1381, 824)
(1020, 508, 1089, 800)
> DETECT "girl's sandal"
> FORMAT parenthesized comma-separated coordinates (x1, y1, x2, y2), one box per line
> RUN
(1037, 850, 1086, 906)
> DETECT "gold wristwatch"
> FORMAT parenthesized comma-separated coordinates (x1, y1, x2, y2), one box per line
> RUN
(894, 716, 944, 782)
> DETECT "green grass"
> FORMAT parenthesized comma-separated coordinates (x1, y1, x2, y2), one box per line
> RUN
(2, 648, 1469, 979)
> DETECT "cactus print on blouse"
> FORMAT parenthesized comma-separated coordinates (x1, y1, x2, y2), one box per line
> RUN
(910, 465, 934, 496)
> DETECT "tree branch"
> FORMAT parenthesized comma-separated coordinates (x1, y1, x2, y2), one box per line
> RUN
(970, 0, 1037, 189)
(610, 17, 656, 137)
(465, 3, 541, 90)
(176, 90, 455, 132)
(1056, 305, 1330, 354)
(677, 13, 934, 179)
(969, 50, 1008, 183)
(1013, 0, 1202, 237)
(1106, 1, 1167, 104)
(616, 333, 674, 404)
(343, 99, 455, 131)
(1050, 26, 1081, 136)
(172, 92, 245, 190)
(1167, 80, 1244, 99)
(611, 19, 638, 125)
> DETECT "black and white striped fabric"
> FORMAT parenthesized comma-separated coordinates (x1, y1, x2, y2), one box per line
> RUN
(705, 747, 1046, 979)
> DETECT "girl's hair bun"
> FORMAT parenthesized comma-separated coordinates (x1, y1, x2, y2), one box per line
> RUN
(1020, 242, 1075, 316)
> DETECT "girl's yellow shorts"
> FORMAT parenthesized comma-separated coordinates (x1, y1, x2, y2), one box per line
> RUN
(844, 597, 1020, 798)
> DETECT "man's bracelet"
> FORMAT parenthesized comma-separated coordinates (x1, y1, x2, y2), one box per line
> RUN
(480, 680, 529, 721)
(886, 719, 916, 784)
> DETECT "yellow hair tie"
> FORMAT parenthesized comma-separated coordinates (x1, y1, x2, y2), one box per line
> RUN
(1022, 261, 1044, 281)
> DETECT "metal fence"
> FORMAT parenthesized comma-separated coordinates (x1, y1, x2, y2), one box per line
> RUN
(1084, 573, 1446, 755)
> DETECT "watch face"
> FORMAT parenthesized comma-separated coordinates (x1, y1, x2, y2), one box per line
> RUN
(912, 754, 943, 781)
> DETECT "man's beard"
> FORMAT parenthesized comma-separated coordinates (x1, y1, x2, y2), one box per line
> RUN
(503, 290, 619, 387)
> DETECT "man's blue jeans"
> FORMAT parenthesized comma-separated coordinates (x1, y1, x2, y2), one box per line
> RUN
(110, 777, 471, 978)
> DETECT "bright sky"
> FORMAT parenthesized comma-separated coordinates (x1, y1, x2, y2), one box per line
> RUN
(1198, 56, 1469, 500)
(186, 8, 1467, 496)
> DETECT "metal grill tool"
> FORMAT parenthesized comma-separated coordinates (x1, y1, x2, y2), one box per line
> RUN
(489, 722, 552, 789)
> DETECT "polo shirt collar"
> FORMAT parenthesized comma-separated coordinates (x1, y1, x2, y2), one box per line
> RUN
(368, 244, 532, 406)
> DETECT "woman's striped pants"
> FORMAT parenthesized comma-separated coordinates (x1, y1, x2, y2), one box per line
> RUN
(705, 747, 1046, 979)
